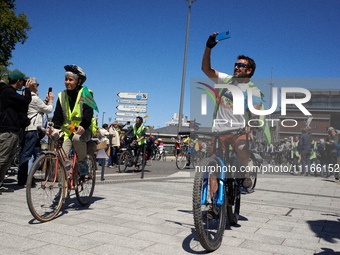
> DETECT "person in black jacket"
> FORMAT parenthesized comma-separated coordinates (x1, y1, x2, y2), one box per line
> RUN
(298, 128, 312, 176)
(0, 71, 31, 193)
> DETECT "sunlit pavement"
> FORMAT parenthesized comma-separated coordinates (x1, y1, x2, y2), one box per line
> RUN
(1, 161, 340, 254)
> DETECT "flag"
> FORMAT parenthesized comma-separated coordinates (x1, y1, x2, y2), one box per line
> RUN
(79, 85, 99, 112)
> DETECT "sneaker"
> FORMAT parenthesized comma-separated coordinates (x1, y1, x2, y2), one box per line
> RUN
(242, 178, 252, 189)
(78, 161, 88, 176)
(0, 186, 14, 192)
(109, 165, 116, 168)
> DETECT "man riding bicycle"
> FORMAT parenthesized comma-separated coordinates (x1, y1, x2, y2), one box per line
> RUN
(202, 33, 264, 189)
(122, 116, 146, 171)
(50, 65, 97, 176)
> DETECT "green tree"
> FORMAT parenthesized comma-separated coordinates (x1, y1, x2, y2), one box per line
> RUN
(0, 0, 31, 79)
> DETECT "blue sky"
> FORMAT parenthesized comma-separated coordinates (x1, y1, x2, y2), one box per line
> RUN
(10, 0, 340, 128)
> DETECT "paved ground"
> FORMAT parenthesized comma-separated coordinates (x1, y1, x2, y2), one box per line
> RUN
(1, 161, 340, 255)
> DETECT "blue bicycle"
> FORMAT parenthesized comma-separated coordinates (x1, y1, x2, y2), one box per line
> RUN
(192, 128, 246, 251)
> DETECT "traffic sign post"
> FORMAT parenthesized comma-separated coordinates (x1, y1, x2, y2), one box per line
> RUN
(116, 91, 149, 180)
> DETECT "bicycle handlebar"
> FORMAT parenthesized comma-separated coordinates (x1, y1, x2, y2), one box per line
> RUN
(38, 124, 79, 141)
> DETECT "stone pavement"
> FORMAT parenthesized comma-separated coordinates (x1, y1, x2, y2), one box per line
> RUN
(0, 170, 340, 254)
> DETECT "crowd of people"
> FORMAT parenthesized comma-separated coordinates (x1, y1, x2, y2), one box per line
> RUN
(1, 62, 339, 195)
(96, 117, 162, 171)
(0, 67, 165, 195)
(253, 127, 340, 181)
(0, 66, 96, 194)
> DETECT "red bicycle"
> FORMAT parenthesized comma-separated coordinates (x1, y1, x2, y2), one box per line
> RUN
(26, 124, 96, 222)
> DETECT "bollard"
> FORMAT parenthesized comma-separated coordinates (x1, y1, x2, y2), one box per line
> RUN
(101, 159, 105, 181)
(141, 144, 146, 179)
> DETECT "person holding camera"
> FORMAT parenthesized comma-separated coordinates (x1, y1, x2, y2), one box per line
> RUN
(0, 71, 31, 193)
(17, 78, 54, 185)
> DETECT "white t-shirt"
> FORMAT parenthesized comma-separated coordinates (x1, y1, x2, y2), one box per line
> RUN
(212, 72, 262, 132)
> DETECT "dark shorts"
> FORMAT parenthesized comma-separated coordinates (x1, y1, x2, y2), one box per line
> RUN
(210, 134, 248, 153)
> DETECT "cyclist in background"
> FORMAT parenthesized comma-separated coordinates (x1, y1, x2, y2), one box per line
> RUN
(123, 116, 146, 171)
(50, 65, 97, 175)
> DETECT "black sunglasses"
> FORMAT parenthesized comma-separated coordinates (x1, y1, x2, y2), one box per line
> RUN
(234, 63, 248, 68)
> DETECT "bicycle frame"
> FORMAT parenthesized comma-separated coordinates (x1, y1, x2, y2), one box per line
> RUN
(43, 131, 81, 191)
(200, 131, 243, 206)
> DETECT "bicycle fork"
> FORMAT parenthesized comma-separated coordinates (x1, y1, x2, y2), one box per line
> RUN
(201, 157, 226, 206)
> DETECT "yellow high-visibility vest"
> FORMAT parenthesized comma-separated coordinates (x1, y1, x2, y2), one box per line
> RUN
(58, 87, 97, 141)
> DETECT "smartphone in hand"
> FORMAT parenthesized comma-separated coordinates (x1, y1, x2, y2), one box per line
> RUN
(215, 31, 231, 41)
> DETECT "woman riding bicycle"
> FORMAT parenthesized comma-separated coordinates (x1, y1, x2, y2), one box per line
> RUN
(50, 65, 97, 175)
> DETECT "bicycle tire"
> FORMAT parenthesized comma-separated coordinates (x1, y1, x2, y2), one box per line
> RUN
(247, 155, 258, 193)
(75, 154, 96, 206)
(155, 150, 161, 161)
(176, 150, 188, 170)
(226, 179, 241, 226)
(226, 156, 241, 226)
(26, 153, 67, 222)
(118, 151, 130, 173)
(193, 158, 227, 251)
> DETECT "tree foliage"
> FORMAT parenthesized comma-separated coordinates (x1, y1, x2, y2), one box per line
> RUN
(0, 0, 31, 70)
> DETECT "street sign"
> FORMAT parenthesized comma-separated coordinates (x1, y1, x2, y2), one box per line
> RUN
(116, 99, 147, 105)
(116, 112, 146, 117)
(117, 92, 148, 100)
(116, 105, 147, 112)
(115, 117, 146, 123)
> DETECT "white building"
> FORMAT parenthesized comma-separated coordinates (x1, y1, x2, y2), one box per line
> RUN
(165, 113, 189, 127)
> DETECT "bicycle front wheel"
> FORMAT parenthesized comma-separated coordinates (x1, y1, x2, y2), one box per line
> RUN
(118, 151, 132, 173)
(176, 150, 188, 170)
(154, 150, 161, 161)
(76, 154, 96, 206)
(193, 158, 227, 251)
(26, 153, 67, 222)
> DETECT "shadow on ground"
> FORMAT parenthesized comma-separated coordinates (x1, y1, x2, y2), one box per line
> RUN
(307, 216, 340, 254)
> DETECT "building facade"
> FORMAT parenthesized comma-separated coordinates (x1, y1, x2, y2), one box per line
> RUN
(274, 89, 340, 141)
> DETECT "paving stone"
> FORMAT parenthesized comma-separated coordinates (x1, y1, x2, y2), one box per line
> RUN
(1, 173, 339, 254)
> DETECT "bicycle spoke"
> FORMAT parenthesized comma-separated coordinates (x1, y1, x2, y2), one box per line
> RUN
(75, 154, 96, 206)
(26, 154, 66, 222)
